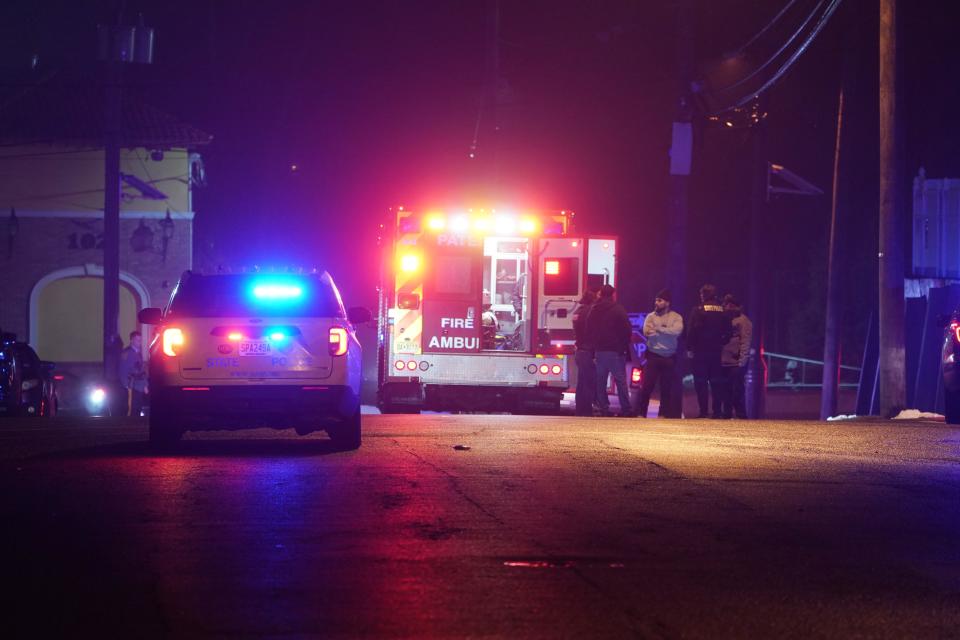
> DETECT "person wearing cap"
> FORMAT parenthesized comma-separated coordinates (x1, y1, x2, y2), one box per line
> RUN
(635, 289, 684, 418)
(686, 283, 732, 418)
(572, 289, 597, 416)
(585, 284, 634, 417)
(719, 294, 753, 418)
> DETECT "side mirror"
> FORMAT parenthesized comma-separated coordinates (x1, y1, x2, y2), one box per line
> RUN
(347, 306, 372, 325)
(138, 307, 163, 324)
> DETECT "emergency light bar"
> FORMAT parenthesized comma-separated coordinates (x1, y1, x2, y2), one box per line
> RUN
(252, 283, 303, 299)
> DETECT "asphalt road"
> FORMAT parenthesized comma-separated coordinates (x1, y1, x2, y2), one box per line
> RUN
(1, 414, 958, 638)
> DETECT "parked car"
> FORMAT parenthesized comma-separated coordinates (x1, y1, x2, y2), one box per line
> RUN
(942, 314, 960, 424)
(0, 333, 58, 417)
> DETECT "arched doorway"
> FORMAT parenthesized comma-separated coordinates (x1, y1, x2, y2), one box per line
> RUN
(28, 266, 150, 363)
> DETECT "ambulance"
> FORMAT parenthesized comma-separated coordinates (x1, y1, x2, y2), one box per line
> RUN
(376, 207, 620, 414)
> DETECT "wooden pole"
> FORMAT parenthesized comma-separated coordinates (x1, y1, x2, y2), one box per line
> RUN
(878, 0, 906, 416)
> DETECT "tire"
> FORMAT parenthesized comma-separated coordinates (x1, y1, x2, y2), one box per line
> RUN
(149, 406, 183, 447)
(944, 386, 960, 425)
(328, 407, 361, 450)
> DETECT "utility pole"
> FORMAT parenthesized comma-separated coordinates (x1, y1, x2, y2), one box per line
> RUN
(820, 86, 845, 420)
(667, 0, 693, 316)
(745, 113, 767, 419)
(878, 0, 905, 416)
(666, 0, 693, 420)
(98, 17, 154, 388)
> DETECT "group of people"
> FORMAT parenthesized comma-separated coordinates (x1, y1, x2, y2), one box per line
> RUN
(572, 283, 753, 419)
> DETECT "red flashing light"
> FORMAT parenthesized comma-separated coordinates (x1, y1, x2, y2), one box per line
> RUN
(545, 260, 560, 275)
(329, 328, 348, 356)
(162, 327, 184, 357)
(631, 367, 642, 384)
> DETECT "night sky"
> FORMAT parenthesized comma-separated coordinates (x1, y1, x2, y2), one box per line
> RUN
(3, 0, 959, 361)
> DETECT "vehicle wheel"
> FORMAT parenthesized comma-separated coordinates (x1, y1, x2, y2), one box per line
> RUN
(328, 407, 361, 450)
(149, 407, 183, 447)
(944, 387, 960, 425)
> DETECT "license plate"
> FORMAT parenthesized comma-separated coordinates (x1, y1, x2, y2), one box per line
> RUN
(239, 341, 271, 356)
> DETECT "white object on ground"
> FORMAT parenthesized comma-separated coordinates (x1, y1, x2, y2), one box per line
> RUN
(891, 409, 944, 421)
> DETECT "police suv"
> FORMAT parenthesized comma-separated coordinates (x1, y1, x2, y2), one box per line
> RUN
(138, 271, 370, 447)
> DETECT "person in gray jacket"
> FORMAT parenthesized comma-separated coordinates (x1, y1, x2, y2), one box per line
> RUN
(719, 295, 753, 419)
(635, 289, 683, 418)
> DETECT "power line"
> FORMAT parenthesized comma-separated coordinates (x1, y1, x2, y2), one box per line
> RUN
(711, 0, 843, 115)
(733, 0, 803, 54)
(716, 0, 826, 96)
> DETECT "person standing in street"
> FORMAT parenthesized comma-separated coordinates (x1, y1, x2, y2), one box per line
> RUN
(572, 290, 597, 416)
(635, 289, 683, 418)
(586, 284, 634, 417)
(686, 284, 732, 418)
(119, 330, 148, 417)
(719, 294, 753, 419)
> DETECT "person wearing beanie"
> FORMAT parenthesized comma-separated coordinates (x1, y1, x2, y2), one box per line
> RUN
(719, 294, 753, 418)
(635, 289, 684, 418)
(585, 284, 634, 417)
(686, 283, 733, 418)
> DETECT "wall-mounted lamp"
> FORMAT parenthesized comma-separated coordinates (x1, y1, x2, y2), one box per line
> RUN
(160, 209, 174, 261)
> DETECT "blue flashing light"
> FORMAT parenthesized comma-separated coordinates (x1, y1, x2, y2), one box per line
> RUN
(268, 331, 286, 342)
(252, 283, 303, 300)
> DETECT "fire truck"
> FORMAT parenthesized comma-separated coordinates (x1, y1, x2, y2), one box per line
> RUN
(376, 207, 623, 414)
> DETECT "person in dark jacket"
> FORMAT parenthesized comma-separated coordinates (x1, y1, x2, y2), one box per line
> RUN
(118, 330, 148, 417)
(685, 284, 732, 418)
(572, 290, 597, 416)
(719, 294, 753, 419)
(586, 284, 633, 417)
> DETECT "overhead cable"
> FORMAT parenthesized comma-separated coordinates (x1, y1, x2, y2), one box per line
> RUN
(712, 0, 843, 115)
(717, 0, 826, 95)
(733, 0, 802, 54)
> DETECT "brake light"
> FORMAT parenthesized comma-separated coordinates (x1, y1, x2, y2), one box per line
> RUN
(952, 322, 960, 344)
(551, 364, 562, 375)
(329, 327, 348, 356)
(539, 364, 550, 375)
(631, 367, 642, 384)
(162, 328, 184, 357)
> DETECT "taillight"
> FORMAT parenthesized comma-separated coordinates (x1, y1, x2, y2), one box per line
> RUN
(329, 327, 348, 356)
(631, 367, 642, 385)
(162, 328, 184, 357)
(952, 322, 960, 344)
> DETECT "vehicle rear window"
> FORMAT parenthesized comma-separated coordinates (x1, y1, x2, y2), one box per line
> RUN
(167, 275, 345, 318)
